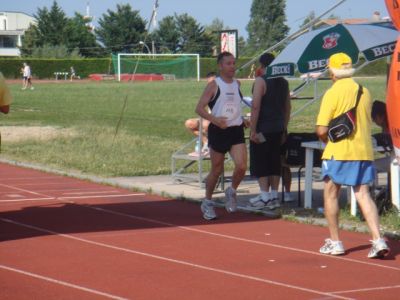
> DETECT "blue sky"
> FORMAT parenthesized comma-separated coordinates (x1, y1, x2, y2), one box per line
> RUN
(2, 0, 390, 38)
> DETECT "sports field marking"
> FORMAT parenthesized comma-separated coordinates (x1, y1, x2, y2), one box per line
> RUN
(57, 193, 146, 200)
(0, 183, 51, 197)
(0, 264, 128, 300)
(23, 188, 120, 194)
(2, 194, 25, 198)
(0, 217, 354, 300)
(62, 190, 122, 195)
(0, 197, 55, 203)
(0, 193, 145, 204)
(0, 179, 396, 273)
(331, 284, 400, 295)
(87, 205, 400, 272)
(0, 176, 63, 182)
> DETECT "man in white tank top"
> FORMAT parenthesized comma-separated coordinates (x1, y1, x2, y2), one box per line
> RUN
(195, 52, 247, 220)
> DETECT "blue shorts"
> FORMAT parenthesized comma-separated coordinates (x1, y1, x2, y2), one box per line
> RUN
(322, 159, 375, 186)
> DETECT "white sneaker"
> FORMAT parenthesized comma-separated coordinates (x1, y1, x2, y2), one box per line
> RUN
(284, 192, 295, 202)
(248, 193, 279, 210)
(225, 187, 237, 213)
(200, 200, 217, 220)
(368, 238, 389, 258)
(319, 239, 345, 255)
(248, 194, 267, 209)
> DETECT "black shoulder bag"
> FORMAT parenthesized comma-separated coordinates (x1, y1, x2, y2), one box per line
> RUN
(327, 85, 363, 143)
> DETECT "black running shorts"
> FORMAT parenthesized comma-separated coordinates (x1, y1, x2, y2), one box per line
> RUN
(208, 123, 245, 154)
(250, 132, 283, 177)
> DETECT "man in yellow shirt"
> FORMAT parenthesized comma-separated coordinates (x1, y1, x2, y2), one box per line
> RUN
(316, 53, 389, 259)
(0, 72, 11, 114)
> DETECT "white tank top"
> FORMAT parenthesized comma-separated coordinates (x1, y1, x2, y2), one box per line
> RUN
(210, 77, 243, 127)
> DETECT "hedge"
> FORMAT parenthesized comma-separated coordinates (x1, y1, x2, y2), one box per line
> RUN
(0, 56, 390, 79)
(0, 58, 113, 79)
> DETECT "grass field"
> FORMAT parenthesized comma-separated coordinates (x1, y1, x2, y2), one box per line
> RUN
(1, 77, 388, 177)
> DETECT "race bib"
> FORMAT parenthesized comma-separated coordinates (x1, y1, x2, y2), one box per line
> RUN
(222, 102, 239, 120)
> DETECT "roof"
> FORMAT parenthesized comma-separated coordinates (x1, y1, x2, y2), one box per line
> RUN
(0, 11, 35, 18)
(320, 18, 371, 25)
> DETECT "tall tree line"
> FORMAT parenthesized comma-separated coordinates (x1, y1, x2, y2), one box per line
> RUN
(21, 0, 290, 58)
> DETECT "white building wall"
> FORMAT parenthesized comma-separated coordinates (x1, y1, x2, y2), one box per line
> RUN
(0, 12, 36, 56)
(0, 12, 35, 30)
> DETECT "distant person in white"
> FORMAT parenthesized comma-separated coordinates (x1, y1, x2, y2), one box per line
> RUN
(21, 63, 33, 90)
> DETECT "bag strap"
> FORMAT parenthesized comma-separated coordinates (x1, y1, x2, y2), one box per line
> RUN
(354, 84, 363, 109)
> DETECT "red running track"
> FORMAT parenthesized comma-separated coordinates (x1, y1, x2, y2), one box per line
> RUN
(0, 162, 399, 300)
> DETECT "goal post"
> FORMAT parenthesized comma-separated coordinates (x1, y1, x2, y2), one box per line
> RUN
(113, 53, 200, 82)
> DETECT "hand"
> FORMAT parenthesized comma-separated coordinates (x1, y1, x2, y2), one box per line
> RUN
(213, 116, 228, 129)
(243, 118, 251, 128)
(250, 131, 261, 144)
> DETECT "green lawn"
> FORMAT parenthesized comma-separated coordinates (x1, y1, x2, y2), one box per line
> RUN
(1, 77, 387, 176)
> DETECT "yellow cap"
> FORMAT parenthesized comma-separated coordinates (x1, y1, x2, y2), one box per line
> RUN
(328, 52, 352, 69)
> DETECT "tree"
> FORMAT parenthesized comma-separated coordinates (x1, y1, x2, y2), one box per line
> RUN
(95, 4, 146, 53)
(152, 16, 180, 53)
(20, 24, 40, 56)
(65, 13, 99, 57)
(299, 11, 316, 29)
(246, 0, 289, 55)
(175, 13, 213, 55)
(33, 0, 69, 46)
(20, 1, 99, 57)
(31, 44, 80, 58)
(205, 18, 227, 56)
(152, 13, 213, 56)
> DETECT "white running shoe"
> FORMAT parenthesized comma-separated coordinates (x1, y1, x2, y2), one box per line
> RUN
(284, 192, 295, 202)
(368, 238, 389, 259)
(319, 239, 345, 255)
(248, 193, 279, 210)
(248, 194, 267, 209)
(225, 187, 237, 213)
(200, 200, 217, 220)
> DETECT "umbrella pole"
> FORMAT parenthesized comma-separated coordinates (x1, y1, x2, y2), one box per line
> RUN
(237, 0, 348, 73)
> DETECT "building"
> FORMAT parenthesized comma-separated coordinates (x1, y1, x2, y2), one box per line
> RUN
(0, 11, 36, 57)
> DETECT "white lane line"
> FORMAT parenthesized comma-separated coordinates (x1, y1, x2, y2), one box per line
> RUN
(3, 194, 25, 198)
(0, 176, 63, 181)
(58, 194, 146, 200)
(0, 264, 128, 300)
(88, 206, 400, 272)
(0, 197, 55, 203)
(0, 218, 352, 300)
(62, 191, 121, 195)
(0, 193, 145, 204)
(0, 183, 51, 197)
(331, 285, 400, 295)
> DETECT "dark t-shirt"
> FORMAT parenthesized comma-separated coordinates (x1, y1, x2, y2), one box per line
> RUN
(257, 77, 288, 133)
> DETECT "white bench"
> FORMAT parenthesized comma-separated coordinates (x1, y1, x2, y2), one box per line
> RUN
(54, 72, 69, 80)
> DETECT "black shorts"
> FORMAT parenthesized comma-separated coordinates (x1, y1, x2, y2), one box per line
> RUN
(250, 132, 283, 177)
(208, 123, 245, 154)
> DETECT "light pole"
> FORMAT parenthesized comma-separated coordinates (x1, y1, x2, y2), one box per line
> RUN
(139, 41, 151, 54)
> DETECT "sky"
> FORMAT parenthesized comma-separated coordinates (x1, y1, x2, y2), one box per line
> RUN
(2, 0, 390, 38)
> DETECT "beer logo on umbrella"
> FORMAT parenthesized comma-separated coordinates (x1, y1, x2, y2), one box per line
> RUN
(322, 33, 340, 50)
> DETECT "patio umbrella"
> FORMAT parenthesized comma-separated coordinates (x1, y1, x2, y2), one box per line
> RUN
(266, 22, 399, 78)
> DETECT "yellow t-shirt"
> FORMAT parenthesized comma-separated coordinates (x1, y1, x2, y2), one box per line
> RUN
(316, 78, 373, 161)
(0, 72, 12, 107)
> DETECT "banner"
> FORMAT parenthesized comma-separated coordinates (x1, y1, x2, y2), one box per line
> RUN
(220, 30, 238, 57)
(386, 0, 400, 29)
(385, 0, 400, 158)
